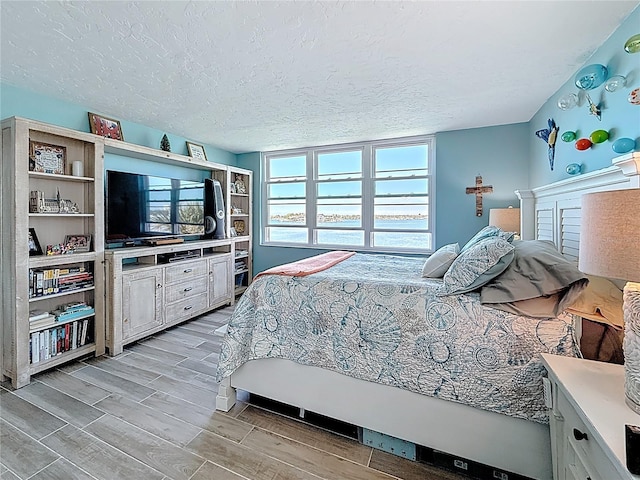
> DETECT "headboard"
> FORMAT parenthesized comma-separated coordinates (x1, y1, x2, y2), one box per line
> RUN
(516, 152, 640, 263)
(516, 153, 639, 360)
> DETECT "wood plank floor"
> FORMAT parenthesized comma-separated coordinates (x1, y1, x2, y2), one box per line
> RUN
(0, 306, 469, 480)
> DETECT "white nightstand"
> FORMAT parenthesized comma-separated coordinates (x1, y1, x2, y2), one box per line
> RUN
(541, 354, 640, 480)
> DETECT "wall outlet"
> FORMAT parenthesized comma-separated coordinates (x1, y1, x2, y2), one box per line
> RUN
(453, 459, 468, 470)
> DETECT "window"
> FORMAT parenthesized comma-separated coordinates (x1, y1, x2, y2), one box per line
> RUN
(262, 136, 434, 253)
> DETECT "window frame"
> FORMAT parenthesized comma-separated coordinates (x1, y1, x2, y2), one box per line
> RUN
(261, 135, 435, 254)
(143, 179, 205, 235)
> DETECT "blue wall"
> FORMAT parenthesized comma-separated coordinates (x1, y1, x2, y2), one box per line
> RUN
(435, 123, 529, 248)
(528, 7, 640, 187)
(0, 83, 237, 167)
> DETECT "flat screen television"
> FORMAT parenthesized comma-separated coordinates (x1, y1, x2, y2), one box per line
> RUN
(105, 170, 208, 246)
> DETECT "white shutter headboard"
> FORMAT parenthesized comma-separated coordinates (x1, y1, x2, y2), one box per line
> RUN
(516, 153, 640, 264)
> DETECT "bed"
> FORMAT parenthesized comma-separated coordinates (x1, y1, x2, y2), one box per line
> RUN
(216, 152, 639, 480)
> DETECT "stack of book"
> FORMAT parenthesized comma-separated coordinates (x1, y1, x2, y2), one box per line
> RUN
(28, 309, 56, 331)
(52, 301, 95, 322)
(29, 266, 93, 298)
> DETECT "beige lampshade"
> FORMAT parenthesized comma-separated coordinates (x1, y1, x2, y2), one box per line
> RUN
(489, 207, 520, 234)
(579, 189, 640, 281)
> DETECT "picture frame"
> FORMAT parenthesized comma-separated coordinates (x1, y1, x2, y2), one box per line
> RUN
(64, 234, 92, 253)
(230, 227, 238, 237)
(88, 112, 124, 141)
(186, 142, 208, 161)
(233, 219, 246, 235)
(29, 141, 66, 174)
(28, 228, 43, 256)
(230, 183, 236, 194)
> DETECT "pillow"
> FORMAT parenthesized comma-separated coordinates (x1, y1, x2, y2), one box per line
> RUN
(422, 243, 460, 278)
(566, 275, 624, 329)
(437, 237, 515, 296)
(498, 230, 516, 243)
(460, 226, 501, 252)
(480, 240, 589, 318)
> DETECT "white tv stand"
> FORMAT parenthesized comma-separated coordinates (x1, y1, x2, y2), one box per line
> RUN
(104, 239, 233, 355)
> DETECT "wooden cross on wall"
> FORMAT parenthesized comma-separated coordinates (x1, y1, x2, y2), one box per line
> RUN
(465, 175, 493, 217)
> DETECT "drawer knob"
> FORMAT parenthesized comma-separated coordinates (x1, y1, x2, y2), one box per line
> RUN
(183, 286, 193, 292)
(573, 428, 588, 441)
(184, 268, 193, 273)
(184, 305, 193, 311)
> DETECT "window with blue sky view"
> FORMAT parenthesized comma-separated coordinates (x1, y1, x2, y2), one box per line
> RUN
(262, 136, 434, 253)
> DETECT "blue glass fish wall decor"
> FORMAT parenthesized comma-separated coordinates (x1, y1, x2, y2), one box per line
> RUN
(535, 118, 559, 171)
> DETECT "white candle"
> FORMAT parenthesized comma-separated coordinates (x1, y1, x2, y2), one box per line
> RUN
(72, 161, 84, 177)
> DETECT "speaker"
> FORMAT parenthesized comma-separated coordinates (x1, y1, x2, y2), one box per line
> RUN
(204, 179, 226, 239)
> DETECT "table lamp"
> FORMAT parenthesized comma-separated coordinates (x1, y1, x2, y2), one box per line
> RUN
(489, 206, 521, 235)
(579, 189, 640, 413)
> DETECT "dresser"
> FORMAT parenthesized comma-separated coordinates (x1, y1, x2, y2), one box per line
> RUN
(541, 354, 640, 480)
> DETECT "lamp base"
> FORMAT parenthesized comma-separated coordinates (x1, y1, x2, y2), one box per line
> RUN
(624, 282, 640, 414)
(626, 396, 640, 415)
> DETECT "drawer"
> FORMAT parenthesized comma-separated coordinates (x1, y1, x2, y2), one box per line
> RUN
(165, 261, 207, 285)
(165, 293, 208, 323)
(564, 438, 596, 480)
(557, 389, 620, 480)
(165, 278, 208, 304)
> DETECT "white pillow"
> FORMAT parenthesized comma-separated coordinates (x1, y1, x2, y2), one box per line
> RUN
(422, 243, 460, 278)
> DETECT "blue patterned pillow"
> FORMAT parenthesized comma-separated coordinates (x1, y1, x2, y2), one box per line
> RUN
(460, 226, 501, 252)
(438, 236, 515, 296)
(498, 230, 516, 243)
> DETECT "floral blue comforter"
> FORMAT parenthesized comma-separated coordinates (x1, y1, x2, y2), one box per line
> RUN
(216, 254, 578, 423)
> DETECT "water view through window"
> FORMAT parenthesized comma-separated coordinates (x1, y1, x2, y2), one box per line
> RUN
(263, 136, 434, 252)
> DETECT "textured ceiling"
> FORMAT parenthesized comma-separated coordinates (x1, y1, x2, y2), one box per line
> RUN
(1, 1, 637, 154)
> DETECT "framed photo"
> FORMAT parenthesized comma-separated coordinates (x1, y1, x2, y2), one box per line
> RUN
(186, 142, 207, 161)
(229, 183, 236, 194)
(29, 141, 66, 174)
(28, 228, 43, 256)
(88, 112, 124, 141)
(233, 219, 246, 235)
(64, 234, 92, 253)
(229, 227, 238, 237)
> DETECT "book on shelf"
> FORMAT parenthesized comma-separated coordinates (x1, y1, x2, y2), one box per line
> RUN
(72, 321, 78, 350)
(43, 330, 50, 360)
(29, 314, 56, 331)
(31, 334, 40, 364)
(28, 267, 93, 298)
(58, 301, 88, 311)
(30, 318, 92, 363)
(28, 309, 50, 321)
(53, 307, 95, 322)
(80, 318, 89, 345)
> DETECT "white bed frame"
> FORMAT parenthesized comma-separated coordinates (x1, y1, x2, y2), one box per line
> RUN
(216, 153, 640, 480)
